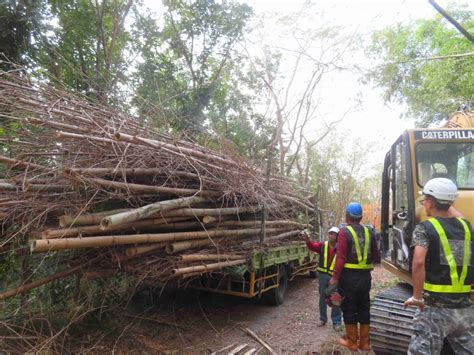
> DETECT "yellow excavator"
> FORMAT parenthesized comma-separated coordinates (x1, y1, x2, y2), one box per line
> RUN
(371, 110, 474, 354)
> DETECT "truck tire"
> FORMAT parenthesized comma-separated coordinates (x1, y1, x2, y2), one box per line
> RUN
(265, 265, 288, 306)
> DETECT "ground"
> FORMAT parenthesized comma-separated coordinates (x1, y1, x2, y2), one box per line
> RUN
(74, 265, 398, 354)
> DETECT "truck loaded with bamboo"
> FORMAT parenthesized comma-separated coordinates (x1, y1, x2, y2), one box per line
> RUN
(0, 70, 317, 305)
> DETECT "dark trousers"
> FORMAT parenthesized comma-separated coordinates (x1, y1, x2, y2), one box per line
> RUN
(318, 272, 342, 325)
(339, 269, 372, 325)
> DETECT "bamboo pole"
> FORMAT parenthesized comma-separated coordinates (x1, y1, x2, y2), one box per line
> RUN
(0, 183, 19, 191)
(172, 259, 246, 276)
(158, 205, 265, 219)
(114, 132, 241, 169)
(0, 155, 47, 171)
(179, 254, 245, 262)
(56, 131, 116, 145)
(32, 227, 287, 252)
(59, 208, 130, 227)
(264, 230, 301, 242)
(76, 176, 219, 197)
(123, 242, 168, 258)
(202, 215, 221, 224)
(100, 195, 207, 229)
(66, 167, 217, 184)
(27, 117, 89, 134)
(166, 239, 222, 254)
(213, 220, 308, 228)
(43, 216, 191, 239)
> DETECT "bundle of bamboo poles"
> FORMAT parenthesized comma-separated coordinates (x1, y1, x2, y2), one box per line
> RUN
(0, 69, 314, 299)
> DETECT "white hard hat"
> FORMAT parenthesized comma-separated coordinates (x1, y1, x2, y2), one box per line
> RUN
(328, 226, 340, 234)
(422, 178, 458, 203)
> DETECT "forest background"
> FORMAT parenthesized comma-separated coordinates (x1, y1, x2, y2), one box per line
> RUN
(1, 0, 473, 226)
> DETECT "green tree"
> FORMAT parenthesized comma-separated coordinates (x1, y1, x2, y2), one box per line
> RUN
(0, 0, 48, 70)
(366, 5, 474, 126)
(133, 0, 253, 132)
(37, 0, 138, 103)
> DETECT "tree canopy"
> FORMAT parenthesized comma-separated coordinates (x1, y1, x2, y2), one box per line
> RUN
(366, 5, 474, 126)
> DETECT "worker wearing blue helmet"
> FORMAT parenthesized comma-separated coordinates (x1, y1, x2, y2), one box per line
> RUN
(330, 202, 381, 351)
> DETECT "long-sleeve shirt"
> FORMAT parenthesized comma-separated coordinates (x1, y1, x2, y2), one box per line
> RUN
(331, 225, 381, 281)
(306, 240, 336, 261)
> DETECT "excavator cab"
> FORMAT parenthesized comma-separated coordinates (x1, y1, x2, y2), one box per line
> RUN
(373, 113, 473, 354)
(381, 121, 474, 276)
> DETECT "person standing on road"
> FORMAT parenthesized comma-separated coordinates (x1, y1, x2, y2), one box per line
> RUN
(404, 178, 473, 354)
(329, 202, 380, 351)
(302, 227, 343, 331)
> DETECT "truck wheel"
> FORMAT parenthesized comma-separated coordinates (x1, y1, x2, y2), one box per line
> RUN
(265, 266, 288, 306)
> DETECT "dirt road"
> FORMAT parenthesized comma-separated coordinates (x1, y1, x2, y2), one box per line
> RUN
(91, 265, 397, 354)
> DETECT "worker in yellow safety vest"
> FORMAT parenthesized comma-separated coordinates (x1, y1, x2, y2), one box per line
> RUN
(404, 178, 473, 354)
(330, 202, 381, 351)
(302, 227, 342, 331)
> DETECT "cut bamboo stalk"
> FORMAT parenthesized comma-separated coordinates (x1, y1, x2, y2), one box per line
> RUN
(202, 215, 221, 224)
(59, 208, 130, 227)
(0, 155, 47, 171)
(56, 131, 116, 145)
(0, 199, 27, 207)
(213, 220, 307, 228)
(241, 327, 276, 354)
(124, 242, 168, 258)
(66, 167, 217, 183)
(172, 259, 246, 276)
(0, 183, 20, 191)
(158, 205, 264, 219)
(100, 196, 207, 229)
(264, 230, 301, 242)
(179, 254, 245, 262)
(114, 132, 241, 169)
(228, 344, 249, 355)
(27, 117, 89, 134)
(75, 176, 219, 197)
(166, 238, 222, 254)
(32, 227, 287, 252)
(43, 216, 191, 239)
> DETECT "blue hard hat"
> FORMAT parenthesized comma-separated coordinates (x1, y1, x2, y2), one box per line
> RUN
(346, 202, 363, 218)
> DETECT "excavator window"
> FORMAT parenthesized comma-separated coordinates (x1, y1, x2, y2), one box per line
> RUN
(415, 142, 473, 189)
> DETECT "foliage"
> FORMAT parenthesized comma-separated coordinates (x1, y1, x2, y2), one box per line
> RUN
(133, 0, 254, 133)
(298, 134, 382, 224)
(366, 4, 474, 126)
(38, 0, 139, 104)
(0, 0, 48, 70)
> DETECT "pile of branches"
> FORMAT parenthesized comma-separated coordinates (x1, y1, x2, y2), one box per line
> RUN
(0, 69, 314, 301)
